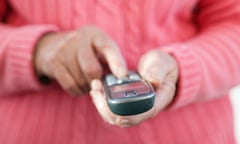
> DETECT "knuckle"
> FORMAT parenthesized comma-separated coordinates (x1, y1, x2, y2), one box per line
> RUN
(57, 43, 67, 51)
(168, 81, 176, 91)
(115, 116, 124, 123)
(44, 57, 60, 75)
(53, 68, 74, 90)
(45, 46, 67, 65)
(64, 82, 78, 92)
(151, 107, 158, 118)
(80, 25, 95, 31)
(170, 85, 176, 96)
(107, 118, 115, 125)
(67, 31, 81, 41)
(76, 77, 87, 86)
(78, 81, 89, 91)
(85, 66, 103, 80)
(45, 55, 58, 65)
(77, 26, 98, 37)
(75, 75, 89, 91)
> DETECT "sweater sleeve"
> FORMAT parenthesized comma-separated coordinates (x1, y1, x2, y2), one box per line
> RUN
(163, 0, 240, 109)
(0, 0, 58, 95)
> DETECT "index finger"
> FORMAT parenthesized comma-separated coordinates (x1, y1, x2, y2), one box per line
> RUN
(92, 32, 128, 78)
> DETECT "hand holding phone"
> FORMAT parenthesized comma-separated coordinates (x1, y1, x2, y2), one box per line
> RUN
(103, 72, 155, 116)
(91, 50, 178, 127)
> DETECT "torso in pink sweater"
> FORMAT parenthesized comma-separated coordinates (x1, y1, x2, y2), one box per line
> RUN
(0, 0, 240, 143)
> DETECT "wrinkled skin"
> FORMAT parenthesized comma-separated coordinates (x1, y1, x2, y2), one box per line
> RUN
(90, 49, 178, 127)
(35, 26, 128, 95)
(35, 26, 178, 127)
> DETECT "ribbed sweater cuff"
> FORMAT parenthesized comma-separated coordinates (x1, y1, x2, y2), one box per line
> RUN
(7, 25, 58, 91)
(162, 44, 202, 109)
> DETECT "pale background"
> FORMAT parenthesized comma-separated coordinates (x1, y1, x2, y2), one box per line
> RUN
(230, 86, 240, 143)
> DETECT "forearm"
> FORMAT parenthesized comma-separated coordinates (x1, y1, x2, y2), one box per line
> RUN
(0, 25, 58, 95)
(163, 0, 240, 108)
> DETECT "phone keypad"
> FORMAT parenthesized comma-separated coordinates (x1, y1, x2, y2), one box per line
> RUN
(105, 72, 141, 86)
(129, 73, 141, 81)
(125, 90, 137, 97)
(105, 75, 117, 86)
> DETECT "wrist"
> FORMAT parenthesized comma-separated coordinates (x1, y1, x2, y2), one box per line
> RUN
(34, 32, 55, 75)
(33, 32, 67, 85)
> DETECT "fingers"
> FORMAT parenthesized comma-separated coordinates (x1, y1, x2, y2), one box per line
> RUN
(52, 62, 83, 95)
(138, 50, 178, 88)
(65, 58, 89, 92)
(61, 37, 89, 92)
(35, 26, 128, 97)
(152, 77, 176, 116)
(90, 77, 176, 128)
(90, 80, 118, 125)
(89, 78, 176, 128)
(90, 80, 136, 127)
(140, 64, 166, 88)
(93, 33, 128, 78)
(90, 80, 157, 127)
(137, 50, 178, 118)
(73, 34, 103, 85)
(138, 56, 166, 88)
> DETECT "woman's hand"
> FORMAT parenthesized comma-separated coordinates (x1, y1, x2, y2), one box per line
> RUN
(90, 49, 178, 127)
(34, 26, 128, 95)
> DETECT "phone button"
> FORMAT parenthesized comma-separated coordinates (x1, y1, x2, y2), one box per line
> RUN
(125, 90, 137, 97)
(106, 75, 117, 86)
(128, 72, 141, 81)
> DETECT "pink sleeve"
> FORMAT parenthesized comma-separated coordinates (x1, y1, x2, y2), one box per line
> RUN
(0, 0, 58, 95)
(163, 0, 240, 109)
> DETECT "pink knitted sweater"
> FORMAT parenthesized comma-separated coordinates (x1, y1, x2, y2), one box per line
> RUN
(0, 0, 240, 143)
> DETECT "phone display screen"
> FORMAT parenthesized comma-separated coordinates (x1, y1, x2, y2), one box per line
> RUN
(104, 72, 155, 115)
(109, 81, 151, 99)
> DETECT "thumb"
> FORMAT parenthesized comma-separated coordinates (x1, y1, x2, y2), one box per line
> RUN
(138, 56, 167, 88)
(93, 35, 128, 78)
(141, 67, 166, 88)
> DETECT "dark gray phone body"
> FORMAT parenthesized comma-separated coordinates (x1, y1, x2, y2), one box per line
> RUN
(103, 72, 155, 116)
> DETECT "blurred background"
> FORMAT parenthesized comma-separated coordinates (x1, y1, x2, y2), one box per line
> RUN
(230, 86, 240, 143)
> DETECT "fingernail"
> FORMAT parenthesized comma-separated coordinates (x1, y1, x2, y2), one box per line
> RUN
(90, 81, 94, 89)
(120, 119, 129, 125)
(120, 124, 131, 128)
(119, 70, 127, 77)
(90, 90, 98, 97)
(117, 68, 128, 78)
(90, 80, 98, 90)
(109, 120, 115, 125)
(70, 88, 82, 97)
